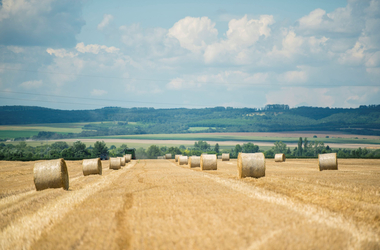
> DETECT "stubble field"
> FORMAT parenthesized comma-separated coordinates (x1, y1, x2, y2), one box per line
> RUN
(0, 158, 379, 249)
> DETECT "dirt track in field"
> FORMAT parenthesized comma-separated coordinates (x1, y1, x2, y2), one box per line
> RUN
(0, 159, 379, 249)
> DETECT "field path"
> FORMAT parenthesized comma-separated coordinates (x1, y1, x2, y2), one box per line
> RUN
(0, 159, 379, 249)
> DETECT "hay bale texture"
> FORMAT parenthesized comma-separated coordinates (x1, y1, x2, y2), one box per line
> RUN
(82, 158, 102, 176)
(165, 153, 172, 159)
(33, 158, 69, 191)
(274, 153, 286, 162)
(157, 156, 164, 159)
(200, 154, 217, 170)
(217, 155, 222, 159)
(222, 153, 230, 161)
(125, 154, 132, 163)
(109, 157, 121, 170)
(175, 154, 182, 162)
(178, 156, 188, 165)
(318, 153, 338, 171)
(119, 157, 126, 166)
(189, 156, 200, 168)
(237, 152, 265, 178)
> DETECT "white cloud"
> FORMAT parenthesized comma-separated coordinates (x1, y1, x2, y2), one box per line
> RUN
(46, 48, 77, 58)
(75, 42, 120, 54)
(168, 16, 218, 53)
(19, 80, 43, 89)
(91, 89, 107, 96)
(7, 46, 24, 53)
(166, 78, 186, 90)
(280, 70, 308, 83)
(97, 14, 113, 30)
(338, 42, 366, 65)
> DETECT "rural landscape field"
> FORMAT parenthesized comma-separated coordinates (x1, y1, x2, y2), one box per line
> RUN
(1, 158, 379, 249)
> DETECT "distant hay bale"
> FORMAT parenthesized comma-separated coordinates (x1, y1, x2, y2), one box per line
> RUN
(318, 153, 338, 171)
(175, 154, 182, 162)
(125, 154, 132, 163)
(222, 153, 230, 161)
(178, 156, 188, 165)
(82, 158, 102, 176)
(217, 155, 222, 159)
(157, 156, 164, 159)
(237, 152, 265, 178)
(109, 157, 121, 170)
(165, 153, 172, 159)
(119, 157, 126, 166)
(274, 153, 286, 162)
(189, 156, 200, 168)
(33, 158, 69, 191)
(200, 154, 217, 170)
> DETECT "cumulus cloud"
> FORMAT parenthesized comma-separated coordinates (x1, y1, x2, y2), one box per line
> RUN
(0, 0, 85, 47)
(19, 80, 43, 89)
(97, 14, 113, 30)
(46, 48, 77, 58)
(7, 46, 24, 53)
(91, 89, 107, 96)
(75, 42, 120, 54)
(168, 16, 218, 53)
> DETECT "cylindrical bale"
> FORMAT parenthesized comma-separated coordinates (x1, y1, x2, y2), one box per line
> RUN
(217, 155, 222, 159)
(274, 153, 286, 162)
(222, 153, 230, 161)
(178, 156, 188, 165)
(109, 157, 121, 170)
(125, 154, 132, 163)
(82, 158, 102, 176)
(237, 152, 265, 178)
(165, 153, 172, 159)
(318, 153, 338, 171)
(33, 158, 69, 191)
(119, 157, 126, 166)
(175, 154, 182, 162)
(189, 156, 200, 168)
(157, 156, 164, 159)
(200, 154, 217, 170)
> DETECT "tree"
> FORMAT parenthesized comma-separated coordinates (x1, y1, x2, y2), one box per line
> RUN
(51, 141, 69, 151)
(194, 141, 210, 151)
(179, 145, 186, 150)
(72, 141, 89, 158)
(234, 144, 242, 157)
(214, 143, 220, 153)
(242, 143, 259, 153)
(297, 137, 303, 156)
(167, 146, 182, 156)
(92, 141, 108, 157)
(273, 141, 287, 154)
(146, 145, 162, 159)
(136, 147, 147, 159)
(110, 145, 116, 150)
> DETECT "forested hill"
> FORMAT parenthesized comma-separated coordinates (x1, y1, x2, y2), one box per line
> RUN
(0, 105, 380, 135)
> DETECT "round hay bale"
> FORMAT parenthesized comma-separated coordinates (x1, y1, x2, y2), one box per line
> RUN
(237, 152, 265, 178)
(200, 154, 217, 170)
(175, 154, 182, 162)
(119, 157, 126, 166)
(217, 155, 222, 159)
(222, 153, 230, 161)
(189, 156, 200, 168)
(33, 158, 69, 191)
(157, 156, 164, 159)
(125, 154, 132, 163)
(178, 156, 188, 165)
(109, 157, 121, 170)
(274, 153, 286, 162)
(318, 153, 338, 171)
(82, 158, 102, 176)
(165, 153, 172, 159)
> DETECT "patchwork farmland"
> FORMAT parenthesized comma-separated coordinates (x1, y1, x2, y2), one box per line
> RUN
(1, 158, 379, 249)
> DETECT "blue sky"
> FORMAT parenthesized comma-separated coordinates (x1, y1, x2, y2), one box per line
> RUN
(0, 0, 379, 110)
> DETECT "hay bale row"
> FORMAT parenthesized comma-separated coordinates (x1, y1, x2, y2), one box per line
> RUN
(237, 152, 266, 178)
(157, 156, 164, 159)
(217, 155, 222, 159)
(178, 156, 188, 165)
(200, 154, 217, 170)
(222, 153, 230, 161)
(110, 157, 121, 170)
(34, 159, 69, 191)
(189, 156, 200, 168)
(125, 154, 132, 163)
(175, 154, 182, 162)
(165, 153, 172, 159)
(274, 153, 285, 162)
(83, 158, 102, 176)
(119, 157, 126, 166)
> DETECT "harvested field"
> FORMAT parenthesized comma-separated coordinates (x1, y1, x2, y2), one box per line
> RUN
(0, 159, 379, 249)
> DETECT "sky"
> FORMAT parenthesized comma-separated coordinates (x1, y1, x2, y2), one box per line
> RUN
(0, 0, 379, 110)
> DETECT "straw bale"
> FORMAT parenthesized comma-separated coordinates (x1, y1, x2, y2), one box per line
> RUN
(82, 158, 102, 176)
(189, 156, 200, 168)
(175, 154, 182, 162)
(33, 158, 69, 191)
(178, 156, 188, 165)
(165, 153, 172, 159)
(109, 157, 121, 170)
(274, 153, 286, 162)
(119, 157, 126, 166)
(217, 155, 222, 159)
(237, 152, 265, 178)
(318, 153, 338, 171)
(222, 153, 230, 161)
(200, 154, 217, 170)
(157, 156, 164, 159)
(125, 154, 132, 163)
